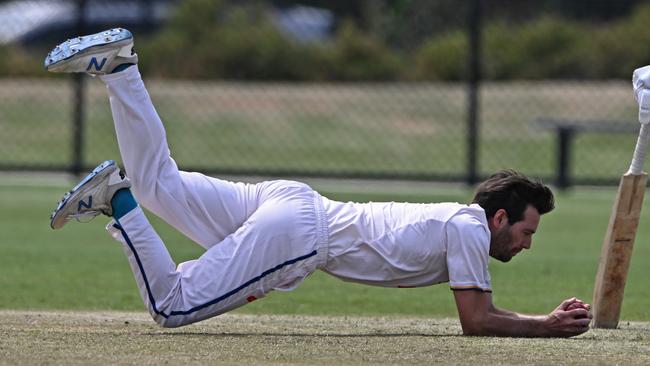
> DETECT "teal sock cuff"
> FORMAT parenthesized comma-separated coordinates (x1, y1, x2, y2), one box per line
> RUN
(111, 188, 137, 219)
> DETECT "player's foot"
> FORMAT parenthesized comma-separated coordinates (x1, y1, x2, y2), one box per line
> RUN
(44, 28, 138, 75)
(50, 160, 131, 230)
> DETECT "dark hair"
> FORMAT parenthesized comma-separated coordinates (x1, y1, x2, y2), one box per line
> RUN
(471, 169, 554, 224)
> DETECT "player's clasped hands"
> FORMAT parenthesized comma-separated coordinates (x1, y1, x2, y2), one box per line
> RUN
(544, 297, 593, 337)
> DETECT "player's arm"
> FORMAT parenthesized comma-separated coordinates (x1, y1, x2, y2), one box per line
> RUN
(452, 290, 592, 337)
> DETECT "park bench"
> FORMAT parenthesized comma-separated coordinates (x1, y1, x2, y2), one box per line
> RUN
(531, 118, 639, 188)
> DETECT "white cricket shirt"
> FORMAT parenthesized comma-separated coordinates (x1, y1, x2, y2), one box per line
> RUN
(321, 198, 492, 292)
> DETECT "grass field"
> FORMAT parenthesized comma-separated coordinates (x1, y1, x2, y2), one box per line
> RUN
(2, 61, 648, 364)
(0, 78, 640, 183)
(2, 175, 650, 364)
(1, 175, 649, 319)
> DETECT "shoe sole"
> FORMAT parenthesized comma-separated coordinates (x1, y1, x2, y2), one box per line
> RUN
(50, 160, 117, 229)
(44, 28, 133, 72)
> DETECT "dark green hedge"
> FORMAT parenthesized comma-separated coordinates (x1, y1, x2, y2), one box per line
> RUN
(413, 4, 650, 81)
(6, 0, 650, 80)
(137, 1, 402, 81)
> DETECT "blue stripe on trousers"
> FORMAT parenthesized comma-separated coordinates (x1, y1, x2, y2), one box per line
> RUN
(113, 222, 317, 319)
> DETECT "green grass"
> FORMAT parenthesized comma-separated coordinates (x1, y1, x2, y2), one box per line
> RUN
(0, 79, 640, 181)
(1, 177, 649, 320)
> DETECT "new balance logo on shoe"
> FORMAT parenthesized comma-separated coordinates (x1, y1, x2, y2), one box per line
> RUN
(50, 159, 132, 230)
(78, 196, 93, 211)
(87, 57, 107, 71)
(44, 28, 137, 75)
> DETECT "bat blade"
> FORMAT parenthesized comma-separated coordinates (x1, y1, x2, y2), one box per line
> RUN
(592, 172, 647, 328)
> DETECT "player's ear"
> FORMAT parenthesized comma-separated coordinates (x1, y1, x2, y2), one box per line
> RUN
(491, 209, 508, 229)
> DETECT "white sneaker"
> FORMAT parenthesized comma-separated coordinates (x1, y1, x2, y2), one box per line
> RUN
(44, 28, 138, 75)
(50, 160, 131, 230)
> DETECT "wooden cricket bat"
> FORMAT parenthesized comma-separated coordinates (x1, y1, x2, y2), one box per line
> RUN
(592, 171, 646, 328)
(592, 66, 650, 328)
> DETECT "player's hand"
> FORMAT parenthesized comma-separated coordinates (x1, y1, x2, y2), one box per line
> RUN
(562, 297, 591, 318)
(543, 298, 592, 337)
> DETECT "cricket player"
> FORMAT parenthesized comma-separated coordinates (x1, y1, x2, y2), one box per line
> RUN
(46, 28, 592, 337)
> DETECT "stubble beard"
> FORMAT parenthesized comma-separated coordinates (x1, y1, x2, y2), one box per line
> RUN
(490, 225, 514, 263)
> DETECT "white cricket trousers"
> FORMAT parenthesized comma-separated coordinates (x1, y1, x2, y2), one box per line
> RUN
(99, 66, 329, 328)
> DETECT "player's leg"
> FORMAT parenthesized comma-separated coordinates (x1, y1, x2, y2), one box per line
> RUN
(45, 28, 258, 248)
(99, 65, 261, 248)
(109, 193, 326, 328)
(50, 162, 328, 328)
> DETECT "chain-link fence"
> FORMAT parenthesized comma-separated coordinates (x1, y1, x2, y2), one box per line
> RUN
(1, 0, 647, 187)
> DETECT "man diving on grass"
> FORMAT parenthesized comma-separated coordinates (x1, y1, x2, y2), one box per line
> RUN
(47, 28, 591, 336)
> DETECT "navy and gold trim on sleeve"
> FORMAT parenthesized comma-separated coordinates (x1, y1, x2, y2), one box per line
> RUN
(450, 285, 492, 293)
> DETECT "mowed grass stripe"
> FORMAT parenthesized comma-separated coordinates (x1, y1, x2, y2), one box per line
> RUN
(1, 179, 649, 321)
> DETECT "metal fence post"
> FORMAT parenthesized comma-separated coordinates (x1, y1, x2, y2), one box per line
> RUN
(71, 0, 88, 176)
(466, 0, 482, 185)
(556, 127, 574, 189)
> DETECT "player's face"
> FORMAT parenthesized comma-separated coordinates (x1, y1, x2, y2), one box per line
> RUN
(490, 205, 540, 262)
